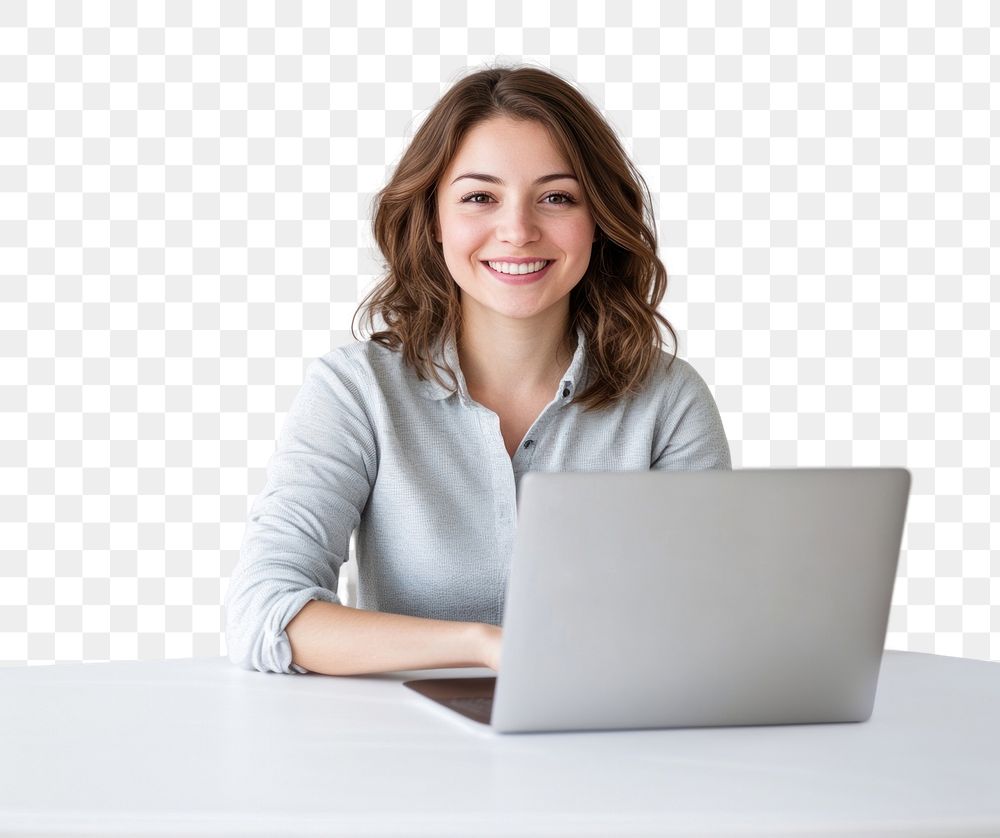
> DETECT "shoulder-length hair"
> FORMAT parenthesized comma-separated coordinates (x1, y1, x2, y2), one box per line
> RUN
(353, 62, 676, 412)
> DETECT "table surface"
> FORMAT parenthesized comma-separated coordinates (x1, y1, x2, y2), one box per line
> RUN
(2, 650, 999, 837)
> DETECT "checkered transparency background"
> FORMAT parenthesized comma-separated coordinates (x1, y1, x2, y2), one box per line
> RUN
(0, 1, 996, 668)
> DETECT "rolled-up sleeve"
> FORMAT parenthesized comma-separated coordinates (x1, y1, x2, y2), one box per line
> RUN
(224, 352, 377, 673)
(651, 358, 732, 471)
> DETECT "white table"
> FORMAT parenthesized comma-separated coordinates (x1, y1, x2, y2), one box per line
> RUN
(2, 650, 999, 836)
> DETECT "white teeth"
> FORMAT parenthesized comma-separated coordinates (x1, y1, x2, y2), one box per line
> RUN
(487, 260, 549, 275)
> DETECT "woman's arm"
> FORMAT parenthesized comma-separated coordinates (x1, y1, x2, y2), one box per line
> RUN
(285, 600, 502, 675)
(226, 352, 376, 674)
(651, 357, 732, 471)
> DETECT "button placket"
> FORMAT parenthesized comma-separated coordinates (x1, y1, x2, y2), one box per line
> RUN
(494, 415, 518, 624)
(516, 410, 550, 466)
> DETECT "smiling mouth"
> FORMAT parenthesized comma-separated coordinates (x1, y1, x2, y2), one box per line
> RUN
(480, 260, 553, 277)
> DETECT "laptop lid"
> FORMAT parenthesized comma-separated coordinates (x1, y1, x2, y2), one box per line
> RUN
(489, 467, 911, 733)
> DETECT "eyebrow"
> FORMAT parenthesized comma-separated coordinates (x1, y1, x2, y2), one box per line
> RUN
(450, 172, 578, 186)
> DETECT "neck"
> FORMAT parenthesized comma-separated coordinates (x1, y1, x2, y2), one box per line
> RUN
(456, 304, 576, 398)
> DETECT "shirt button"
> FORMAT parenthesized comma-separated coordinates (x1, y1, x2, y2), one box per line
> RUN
(523, 439, 534, 449)
(562, 388, 570, 398)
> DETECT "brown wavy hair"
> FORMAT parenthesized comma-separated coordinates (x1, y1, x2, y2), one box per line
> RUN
(352, 61, 677, 412)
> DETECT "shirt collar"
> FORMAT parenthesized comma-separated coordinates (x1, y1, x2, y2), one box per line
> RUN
(419, 324, 588, 406)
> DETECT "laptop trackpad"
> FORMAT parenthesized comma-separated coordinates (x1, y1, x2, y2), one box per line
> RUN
(404, 676, 496, 725)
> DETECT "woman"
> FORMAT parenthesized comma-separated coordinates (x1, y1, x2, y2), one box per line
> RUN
(225, 64, 731, 676)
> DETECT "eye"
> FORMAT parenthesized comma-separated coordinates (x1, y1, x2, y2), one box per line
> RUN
(458, 191, 578, 205)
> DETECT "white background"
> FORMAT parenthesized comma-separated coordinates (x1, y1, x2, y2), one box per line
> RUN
(0, 0, 995, 665)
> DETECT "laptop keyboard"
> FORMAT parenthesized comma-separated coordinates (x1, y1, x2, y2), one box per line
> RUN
(404, 676, 496, 726)
(446, 695, 494, 724)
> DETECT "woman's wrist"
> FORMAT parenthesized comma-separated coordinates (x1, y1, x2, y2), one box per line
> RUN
(474, 622, 502, 670)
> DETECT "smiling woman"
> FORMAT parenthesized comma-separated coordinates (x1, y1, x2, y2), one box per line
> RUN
(223, 63, 732, 679)
(359, 63, 684, 412)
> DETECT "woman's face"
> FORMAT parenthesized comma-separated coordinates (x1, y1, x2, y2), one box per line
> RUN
(435, 116, 597, 326)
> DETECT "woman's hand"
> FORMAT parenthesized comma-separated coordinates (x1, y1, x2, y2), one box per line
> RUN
(479, 623, 502, 671)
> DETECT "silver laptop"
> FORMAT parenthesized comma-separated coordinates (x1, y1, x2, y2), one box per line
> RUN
(405, 467, 911, 734)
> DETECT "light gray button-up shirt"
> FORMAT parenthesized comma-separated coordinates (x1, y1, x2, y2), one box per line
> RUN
(224, 325, 732, 673)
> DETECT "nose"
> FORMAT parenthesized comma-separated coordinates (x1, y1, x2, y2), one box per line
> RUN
(495, 196, 541, 246)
